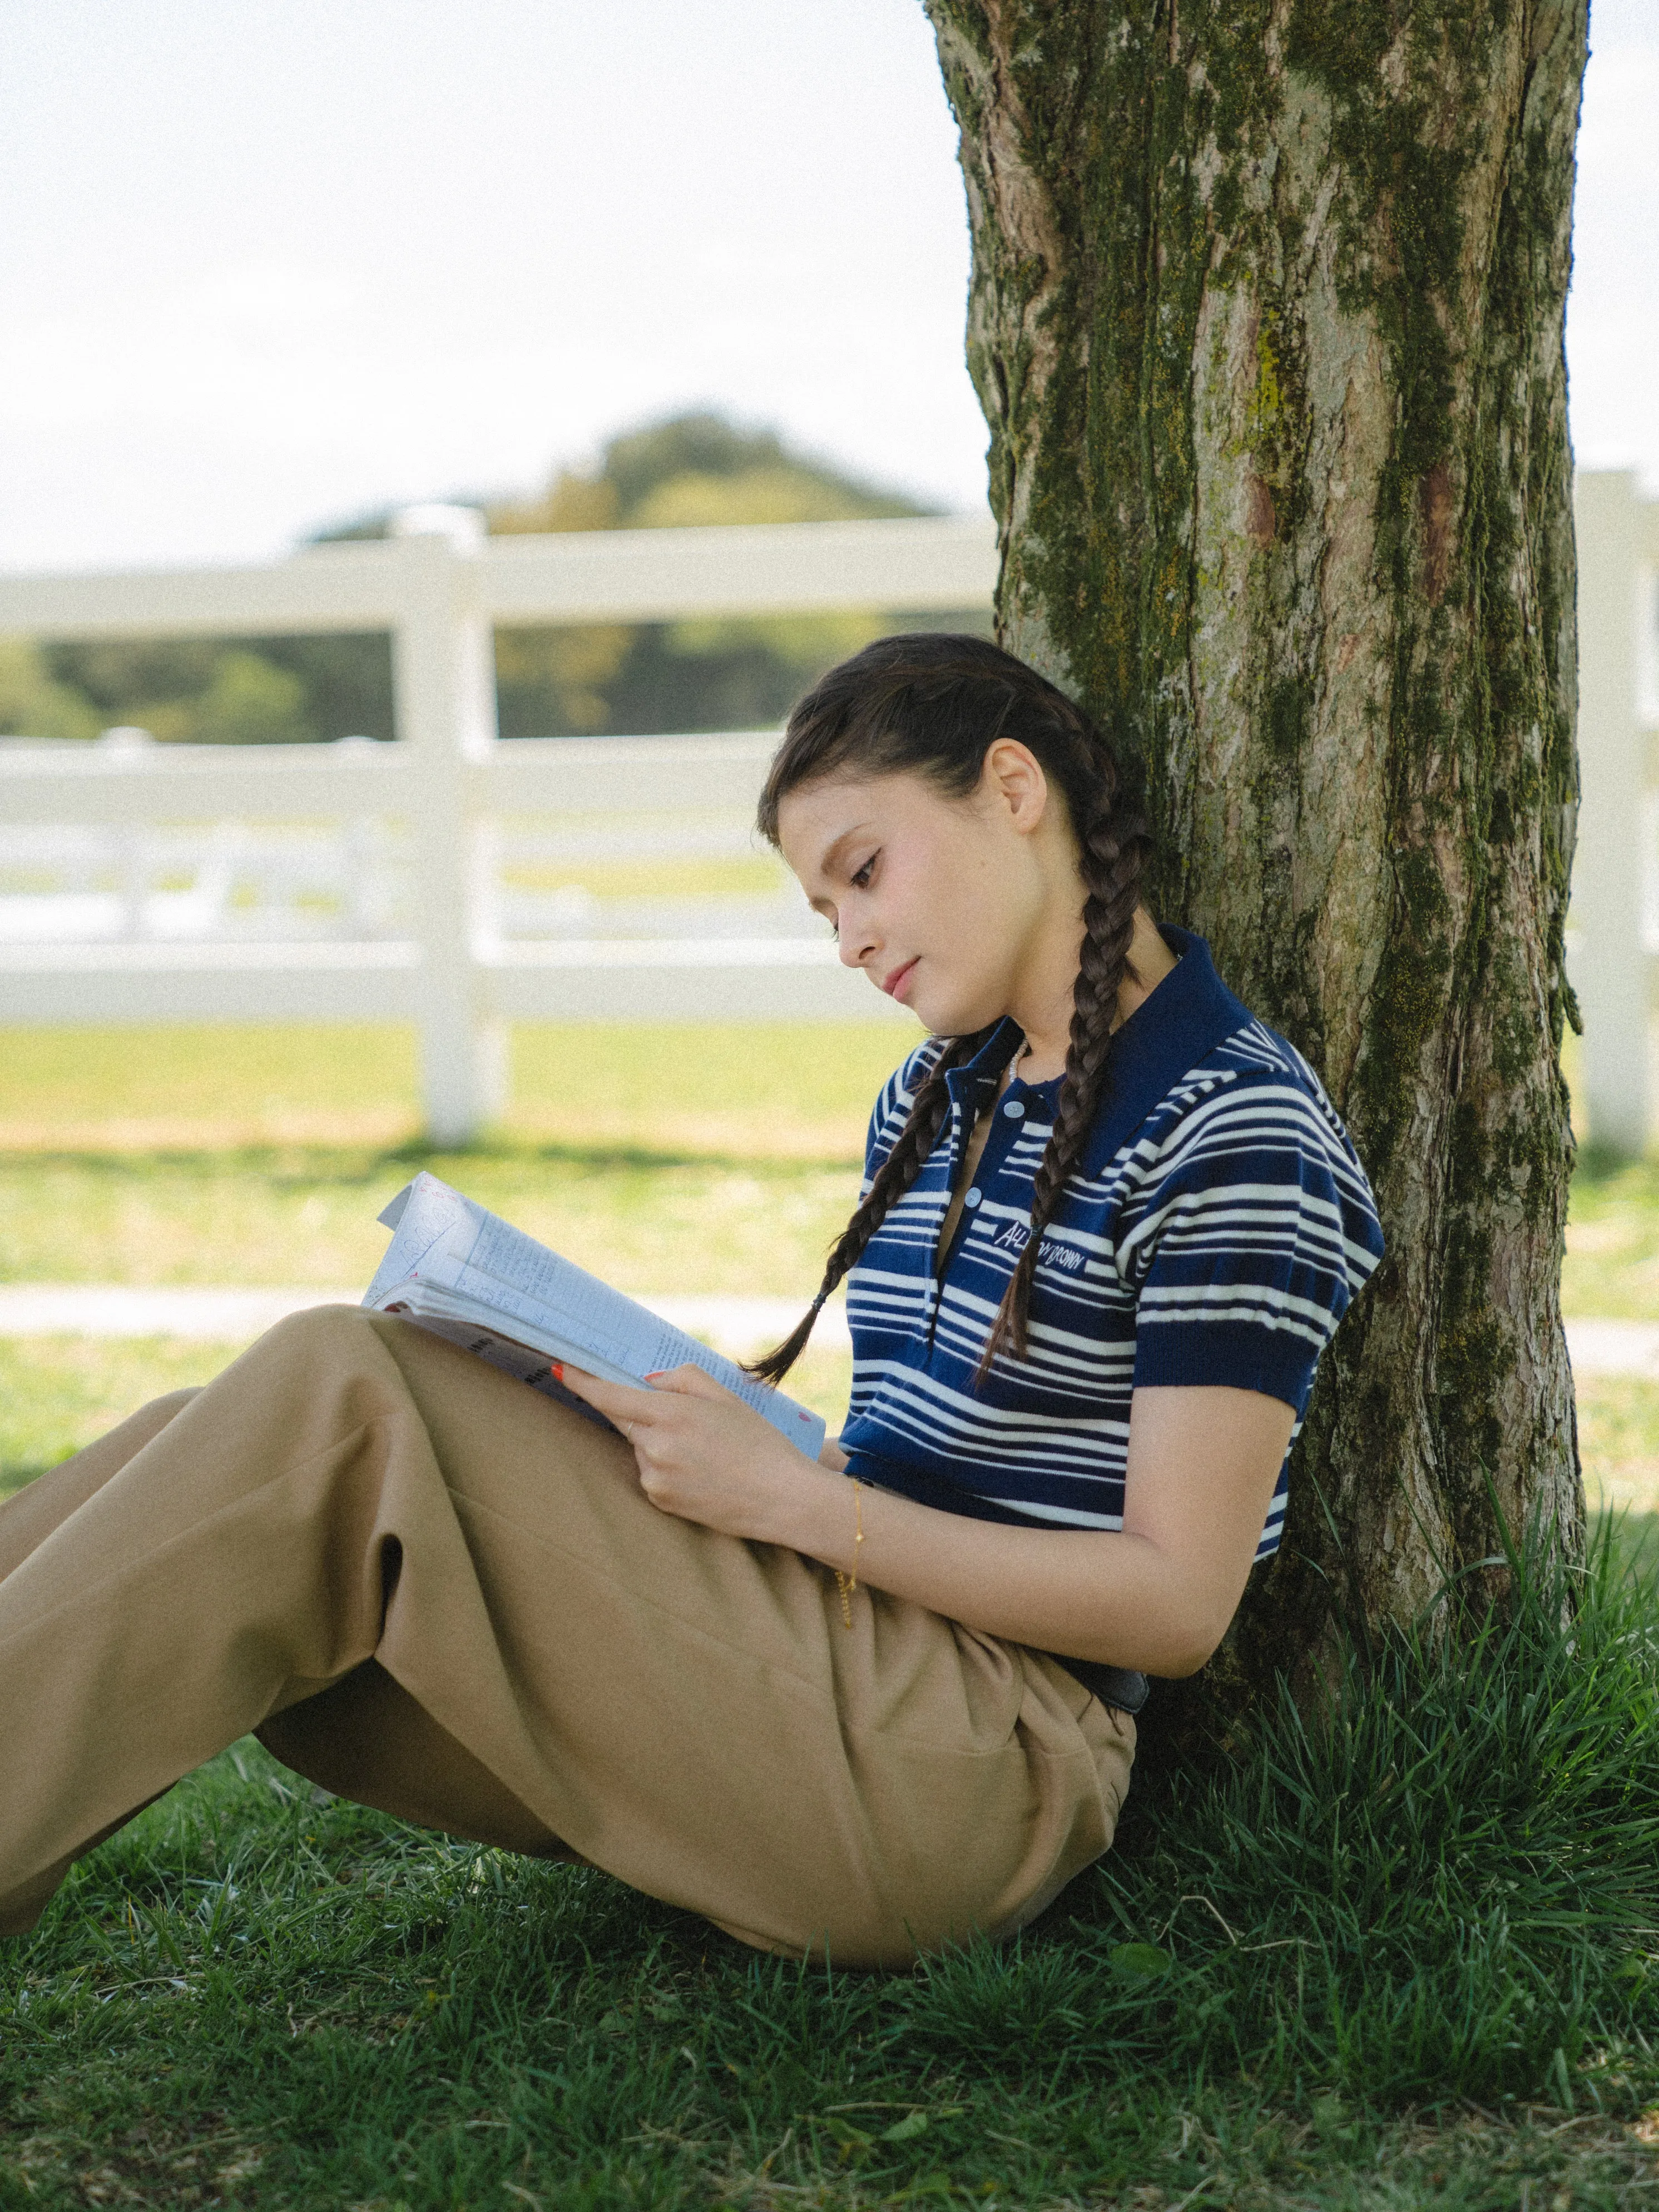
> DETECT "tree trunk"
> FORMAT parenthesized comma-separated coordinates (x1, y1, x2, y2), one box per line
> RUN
(923, 0, 1588, 1736)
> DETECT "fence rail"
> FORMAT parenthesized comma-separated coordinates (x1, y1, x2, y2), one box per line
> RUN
(2, 483, 1656, 1149)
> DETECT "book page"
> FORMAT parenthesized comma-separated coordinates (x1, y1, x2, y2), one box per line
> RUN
(365, 1174, 826, 1457)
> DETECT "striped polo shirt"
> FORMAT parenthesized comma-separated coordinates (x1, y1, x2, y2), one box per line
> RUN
(839, 928, 1385, 1562)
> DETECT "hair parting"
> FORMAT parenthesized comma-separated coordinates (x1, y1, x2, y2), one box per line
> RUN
(746, 632, 1152, 1390)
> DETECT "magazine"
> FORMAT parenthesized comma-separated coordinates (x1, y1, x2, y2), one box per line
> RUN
(361, 1171, 826, 1459)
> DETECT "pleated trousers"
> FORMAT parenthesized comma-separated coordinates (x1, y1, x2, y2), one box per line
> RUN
(0, 1305, 1133, 1967)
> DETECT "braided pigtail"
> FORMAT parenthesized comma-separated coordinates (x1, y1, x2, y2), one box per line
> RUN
(747, 1031, 986, 1385)
(749, 628, 1156, 1393)
(976, 789, 1152, 1381)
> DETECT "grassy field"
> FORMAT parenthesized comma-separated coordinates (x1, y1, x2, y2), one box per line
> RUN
(0, 1141, 861, 1299)
(0, 1022, 909, 1161)
(5, 1025, 1659, 2208)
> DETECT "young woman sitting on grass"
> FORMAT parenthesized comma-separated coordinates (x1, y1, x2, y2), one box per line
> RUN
(0, 636, 1383, 1968)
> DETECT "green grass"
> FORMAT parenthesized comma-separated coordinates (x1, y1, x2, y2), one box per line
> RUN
(1565, 1156, 1659, 1321)
(1576, 1376, 1659, 1518)
(0, 1020, 919, 1307)
(0, 1144, 866, 1298)
(0, 1022, 913, 1159)
(4, 1530, 1659, 2209)
(0, 1338, 228, 1502)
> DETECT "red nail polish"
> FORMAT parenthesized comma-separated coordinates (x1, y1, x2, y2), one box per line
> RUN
(549, 1360, 564, 1381)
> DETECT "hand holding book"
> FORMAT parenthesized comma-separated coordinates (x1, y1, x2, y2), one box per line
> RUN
(556, 1358, 840, 1544)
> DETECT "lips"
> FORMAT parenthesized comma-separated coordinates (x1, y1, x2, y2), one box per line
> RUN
(880, 958, 918, 1002)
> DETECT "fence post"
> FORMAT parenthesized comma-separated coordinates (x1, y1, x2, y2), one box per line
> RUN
(1573, 472, 1647, 1157)
(390, 505, 504, 1146)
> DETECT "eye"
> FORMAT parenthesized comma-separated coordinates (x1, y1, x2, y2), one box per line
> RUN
(849, 850, 879, 891)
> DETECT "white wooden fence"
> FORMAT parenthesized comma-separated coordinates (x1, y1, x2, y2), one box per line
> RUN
(1, 478, 1654, 1150)
(0, 509, 994, 1141)
(1573, 472, 1659, 1156)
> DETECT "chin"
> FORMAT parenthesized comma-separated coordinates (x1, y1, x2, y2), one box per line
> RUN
(913, 986, 1003, 1041)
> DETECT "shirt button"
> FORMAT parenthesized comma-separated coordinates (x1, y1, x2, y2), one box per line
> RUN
(964, 1187, 982, 1208)
(1003, 1100, 1025, 1118)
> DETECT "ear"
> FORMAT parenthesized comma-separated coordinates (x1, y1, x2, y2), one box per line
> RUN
(979, 738, 1051, 835)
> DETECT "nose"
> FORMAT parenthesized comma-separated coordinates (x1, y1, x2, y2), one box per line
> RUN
(836, 910, 878, 972)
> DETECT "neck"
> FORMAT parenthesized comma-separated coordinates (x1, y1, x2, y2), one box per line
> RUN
(1009, 907, 1178, 1083)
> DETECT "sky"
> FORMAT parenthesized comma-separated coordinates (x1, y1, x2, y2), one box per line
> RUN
(0, 0, 1652, 575)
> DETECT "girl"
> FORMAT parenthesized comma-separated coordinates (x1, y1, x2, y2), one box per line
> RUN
(0, 636, 1383, 1968)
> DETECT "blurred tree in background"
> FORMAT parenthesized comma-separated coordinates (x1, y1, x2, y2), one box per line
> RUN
(0, 638, 103, 742)
(2, 412, 982, 745)
(489, 411, 947, 736)
(23, 639, 317, 746)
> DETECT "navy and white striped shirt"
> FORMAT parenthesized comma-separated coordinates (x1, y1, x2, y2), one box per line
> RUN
(839, 928, 1384, 1563)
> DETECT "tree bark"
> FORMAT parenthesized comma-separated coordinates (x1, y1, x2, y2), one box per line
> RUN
(923, 0, 1588, 1736)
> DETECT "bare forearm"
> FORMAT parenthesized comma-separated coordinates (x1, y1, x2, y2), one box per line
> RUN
(561, 1367, 1282, 1680)
(761, 1456, 1224, 1677)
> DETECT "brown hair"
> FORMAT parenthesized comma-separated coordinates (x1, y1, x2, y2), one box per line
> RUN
(749, 632, 1152, 1387)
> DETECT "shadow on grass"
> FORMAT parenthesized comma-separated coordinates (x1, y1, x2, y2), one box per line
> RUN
(380, 1132, 863, 1176)
(0, 1132, 863, 1185)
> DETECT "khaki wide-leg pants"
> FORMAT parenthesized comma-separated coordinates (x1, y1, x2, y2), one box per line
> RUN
(0, 1307, 1133, 1966)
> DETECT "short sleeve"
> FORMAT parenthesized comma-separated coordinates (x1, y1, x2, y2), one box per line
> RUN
(1121, 1076, 1385, 1414)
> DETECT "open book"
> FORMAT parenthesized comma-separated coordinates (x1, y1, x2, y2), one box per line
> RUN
(361, 1171, 826, 1459)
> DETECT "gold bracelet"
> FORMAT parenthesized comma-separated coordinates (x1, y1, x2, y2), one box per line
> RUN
(834, 1478, 864, 1630)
